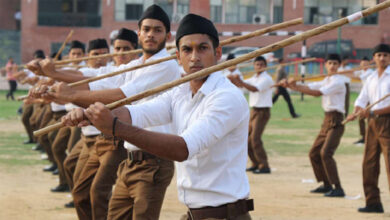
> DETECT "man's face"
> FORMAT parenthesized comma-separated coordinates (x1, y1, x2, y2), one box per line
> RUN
(176, 34, 221, 76)
(325, 60, 340, 74)
(138, 19, 170, 55)
(373, 52, 390, 69)
(87, 48, 109, 68)
(360, 60, 370, 67)
(254, 60, 266, 73)
(113, 39, 137, 65)
(69, 48, 84, 59)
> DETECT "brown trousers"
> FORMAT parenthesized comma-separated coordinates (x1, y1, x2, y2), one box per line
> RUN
(309, 112, 344, 185)
(51, 126, 71, 185)
(21, 103, 34, 141)
(37, 109, 64, 163)
(248, 107, 270, 169)
(359, 118, 366, 138)
(107, 156, 174, 220)
(29, 103, 46, 132)
(363, 115, 390, 205)
(64, 135, 97, 190)
(72, 136, 127, 220)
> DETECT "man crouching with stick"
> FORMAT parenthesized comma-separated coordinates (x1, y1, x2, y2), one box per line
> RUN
(62, 13, 253, 219)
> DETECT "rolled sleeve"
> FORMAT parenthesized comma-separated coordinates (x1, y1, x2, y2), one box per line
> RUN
(319, 81, 344, 96)
(355, 83, 369, 108)
(179, 91, 249, 159)
(308, 81, 324, 90)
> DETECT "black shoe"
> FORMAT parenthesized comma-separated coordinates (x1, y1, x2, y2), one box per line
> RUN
(51, 184, 69, 193)
(52, 168, 59, 175)
(23, 139, 35, 144)
(354, 138, 364, 145)
(253, 167, 271, 174)
(32, 144, 43, 151)
(358, 203, 384, 213)
(246, 166, 257, 172)
(64, 201, 74, 208)
(43, 164, 57, 172)
(310, 185, 332, 193)
(292, 114, 301, 118)
(324, 188, 345, 197)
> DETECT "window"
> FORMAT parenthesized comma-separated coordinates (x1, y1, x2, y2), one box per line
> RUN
(38, 0, 101, 27)
(304, 0, 378, 25)
(210, 0, 283, 24)
(115, 0, 189, 22)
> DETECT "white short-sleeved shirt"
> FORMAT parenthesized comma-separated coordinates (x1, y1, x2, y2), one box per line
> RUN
(222, 68, 243, 80)
(244, 71, 273, 108)
(355, 66, 390, 111)
(354, 68, 374, 86)
(308, 74, 346, 114)
(126, 72, 250, 208)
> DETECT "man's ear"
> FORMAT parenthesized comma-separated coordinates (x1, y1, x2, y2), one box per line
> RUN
(176, 50, 182, 65)
(215, 46, 222, 61)
(166, 32, 172, 41)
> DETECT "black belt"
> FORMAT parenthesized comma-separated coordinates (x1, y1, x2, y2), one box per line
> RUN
(127, 150, 156, 162)
(188, 199, 254, 220)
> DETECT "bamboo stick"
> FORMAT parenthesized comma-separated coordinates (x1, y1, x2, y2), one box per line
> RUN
(54, 45, 176, 65)
(33, 1, 390, 136)
(242, 57, 317, 77)
(342, 93, 390, 125)
(67, 18, 304, 87)
(54, 30, 74, 61)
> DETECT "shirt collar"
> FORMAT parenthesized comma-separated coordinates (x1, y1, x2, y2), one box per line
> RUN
(198, 71, 224, 96)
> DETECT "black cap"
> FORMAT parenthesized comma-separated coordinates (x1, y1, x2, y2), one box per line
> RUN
(115, 28, 138, 48)
(226, 53, 235, 60)
(138, 4, 170, 33)
(254, 56, 267, 65)
(175, 13, 219, 48)
(88, 38, 109, 52)
(326, 53, 341, 63)
(33, 50, 45, 59)
(51, 51, 62, 60)
(70, 40, 85, 53)
(373, 43, 390, 55)
(362, 56, 369, 61)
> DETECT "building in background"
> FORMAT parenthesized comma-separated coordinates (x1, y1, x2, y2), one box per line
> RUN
(2, 0, 388, 63)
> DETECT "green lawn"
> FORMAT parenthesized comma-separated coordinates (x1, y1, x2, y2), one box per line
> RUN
(0, 90, 48, 169)
(0, 89, 363, 168)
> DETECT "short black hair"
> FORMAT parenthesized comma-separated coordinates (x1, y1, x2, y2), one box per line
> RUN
(254, 56, 267, 66)
(51, 51, 61, 60)
(326, 53, 341, 63)
(362, 56, 369, 61)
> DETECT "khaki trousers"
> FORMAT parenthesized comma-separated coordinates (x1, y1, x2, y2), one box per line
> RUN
(51, 126, 71, 185)
(309, 112, 344, 185)
(107, 157, 174, 220)
(363, 115, 390, 205)
(67, 127, 81, 152)
(21, 103, 34, 141)
(64, 135, 97, 190)
(359, 118, 366, 139)
(73, 136, 127, 220)
(248, 107, 270, 169)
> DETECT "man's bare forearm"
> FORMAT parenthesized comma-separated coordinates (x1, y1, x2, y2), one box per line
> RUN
(289, 84, 322, 97)
(70, 88, 126, 108)
(115, 120, 188, 162)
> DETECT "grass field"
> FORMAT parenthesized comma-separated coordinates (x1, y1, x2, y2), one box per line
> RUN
(0, 89, 363, 167)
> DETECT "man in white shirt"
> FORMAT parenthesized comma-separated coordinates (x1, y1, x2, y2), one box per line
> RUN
(40, 5, 180, 219)
(346, 44, 390, 213)
(352, 57, 374, 145)
(281, 53, 347, 197)
(62, 13, 253, 220)
(223, 53, 243, 79)
(230, 56, 273, 174)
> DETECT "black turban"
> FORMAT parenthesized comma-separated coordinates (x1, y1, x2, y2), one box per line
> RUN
(175, 13, 219, 48)
(373, 43, 390, 55)
(115, 28, 138, 48)
(88, 38, 109, 52)
(226, 53, 235, 60)
(138, 4, 170, 33)
(33, 49, 45, 59)
(70, 40, 85, 53)
(326, 53, 341, 63)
